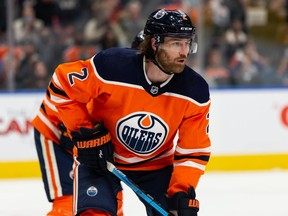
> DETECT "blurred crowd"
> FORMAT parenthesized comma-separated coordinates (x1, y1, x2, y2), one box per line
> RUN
(203, 0, 288, 87)
(0, 0, 287, 90)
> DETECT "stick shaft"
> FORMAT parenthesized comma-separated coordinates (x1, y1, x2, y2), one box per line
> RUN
(107, 161, 171, 216)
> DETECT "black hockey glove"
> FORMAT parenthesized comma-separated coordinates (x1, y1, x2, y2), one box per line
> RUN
(167, 187, 199, 216)
(58, 123, 74, 153)
(71, 121, 114, 172)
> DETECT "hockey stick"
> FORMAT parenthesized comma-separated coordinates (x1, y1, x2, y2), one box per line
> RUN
(106, 161, 173, 216)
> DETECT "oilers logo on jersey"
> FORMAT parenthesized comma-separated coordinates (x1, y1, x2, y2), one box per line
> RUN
(116, 112, 168, 155)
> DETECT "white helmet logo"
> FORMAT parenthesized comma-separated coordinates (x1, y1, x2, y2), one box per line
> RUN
(153, 9, 166, 19)
(180, 27, 193, 30)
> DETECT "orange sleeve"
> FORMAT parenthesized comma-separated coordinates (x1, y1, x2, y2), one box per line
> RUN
(167, 100, 211, 196)
(47, 58, 101, 133)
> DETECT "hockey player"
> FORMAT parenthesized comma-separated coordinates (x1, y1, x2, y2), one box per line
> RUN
(45, 8, 211, 216)
(32, 29, 146, 216)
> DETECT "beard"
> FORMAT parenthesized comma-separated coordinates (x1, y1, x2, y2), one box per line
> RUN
(155, 48, 187, 74)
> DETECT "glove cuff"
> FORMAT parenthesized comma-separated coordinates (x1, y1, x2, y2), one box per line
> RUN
(167, 187, 199, 216)
(167, 192, 199, 208)
(178, 198, 199, 209)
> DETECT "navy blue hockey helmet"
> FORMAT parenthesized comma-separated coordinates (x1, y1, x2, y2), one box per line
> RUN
(144, 8, 197, 53)
(131, 30, 144, 49)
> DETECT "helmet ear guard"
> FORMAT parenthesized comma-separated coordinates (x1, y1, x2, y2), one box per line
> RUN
(190, 41, 198, 54)
(189, 32, 198, 54)
(153, 35, 164, 47)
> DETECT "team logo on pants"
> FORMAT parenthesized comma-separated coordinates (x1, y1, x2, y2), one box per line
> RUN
(86, 186, 98, 197)
(116, 112, 168, 155)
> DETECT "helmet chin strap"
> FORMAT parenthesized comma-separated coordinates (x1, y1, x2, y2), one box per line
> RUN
(151, 45, 174, 75)
(151, 58, 173, 75)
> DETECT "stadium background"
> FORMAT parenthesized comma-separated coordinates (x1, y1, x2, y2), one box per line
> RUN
(0, 0, 288, 178)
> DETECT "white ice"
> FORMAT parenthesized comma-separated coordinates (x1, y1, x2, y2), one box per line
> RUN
(0, 170, 287, 216)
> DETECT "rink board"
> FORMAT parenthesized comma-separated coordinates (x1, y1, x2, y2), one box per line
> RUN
(0, 89, 288, 178)
(1, 153, 288, 178)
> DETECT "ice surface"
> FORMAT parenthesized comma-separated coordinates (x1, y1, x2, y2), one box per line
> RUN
(0, 170, 287, 216)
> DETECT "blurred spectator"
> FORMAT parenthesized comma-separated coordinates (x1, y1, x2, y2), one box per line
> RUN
(269, 0, 288, 18)
(83, 0, 128, 48)
(204, 47, 231, 87)
(99, 25, 121, 50)
(223, 19, 248, 61)
(13, 2, 44, 45)
(0, 29, 5, 46)
(225, 0, 249, 33)
(208, 0, 230, 47)
(33, 60, 50, 89)
(36, 27, 58, 72)
(14, 40, 49, 89)
(83, 1, 112, 44)
(63, 31, 96, 62)
(275, 47, 288, 86)
(229, 39, 272, 86)
(56, 0, 90, 28)
(33, 0, 89, 28)
(0, 45, 8, 89)
(0, 45, 24, 89)
(286, 0, 288, 22)
(118, 0, 145, 43)
(50, 24, 80, 68)
(33, 0, 60, 27)
(0, 1, 6, 33)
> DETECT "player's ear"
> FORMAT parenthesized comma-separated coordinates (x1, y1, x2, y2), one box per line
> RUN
(151, 37, 157, 52)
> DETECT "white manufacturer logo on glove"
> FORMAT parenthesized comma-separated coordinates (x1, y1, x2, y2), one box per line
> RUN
(99, 150, 103, 158)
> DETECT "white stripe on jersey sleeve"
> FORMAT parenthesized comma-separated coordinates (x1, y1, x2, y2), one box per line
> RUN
(44, 96, 58, 112)
(52, 73, 64, 89)
(50, 94, 72, 104)
(175, 146, 211, 154)
(37, 109, 61, 140)
(174, 160, 206, 171)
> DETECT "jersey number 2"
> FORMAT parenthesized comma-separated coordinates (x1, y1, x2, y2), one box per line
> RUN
(68, 67, 88, 86)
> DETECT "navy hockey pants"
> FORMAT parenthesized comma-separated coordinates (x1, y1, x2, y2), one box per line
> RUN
(74, 159, 173, 216)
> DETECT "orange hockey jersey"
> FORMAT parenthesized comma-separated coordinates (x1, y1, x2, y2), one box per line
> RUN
(47, 47, 211, 196)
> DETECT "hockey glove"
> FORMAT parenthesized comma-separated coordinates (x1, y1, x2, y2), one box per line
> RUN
(58, 123, 74, 153)
(167, 187, 199, 216)
(71, 121, 114, 172)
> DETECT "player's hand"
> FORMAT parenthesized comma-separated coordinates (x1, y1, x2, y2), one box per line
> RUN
(167, 187, 199, 216)
(71, 121, 114, 171)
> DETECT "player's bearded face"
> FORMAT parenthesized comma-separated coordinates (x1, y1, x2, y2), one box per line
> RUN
(156, 47, 187, 74)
